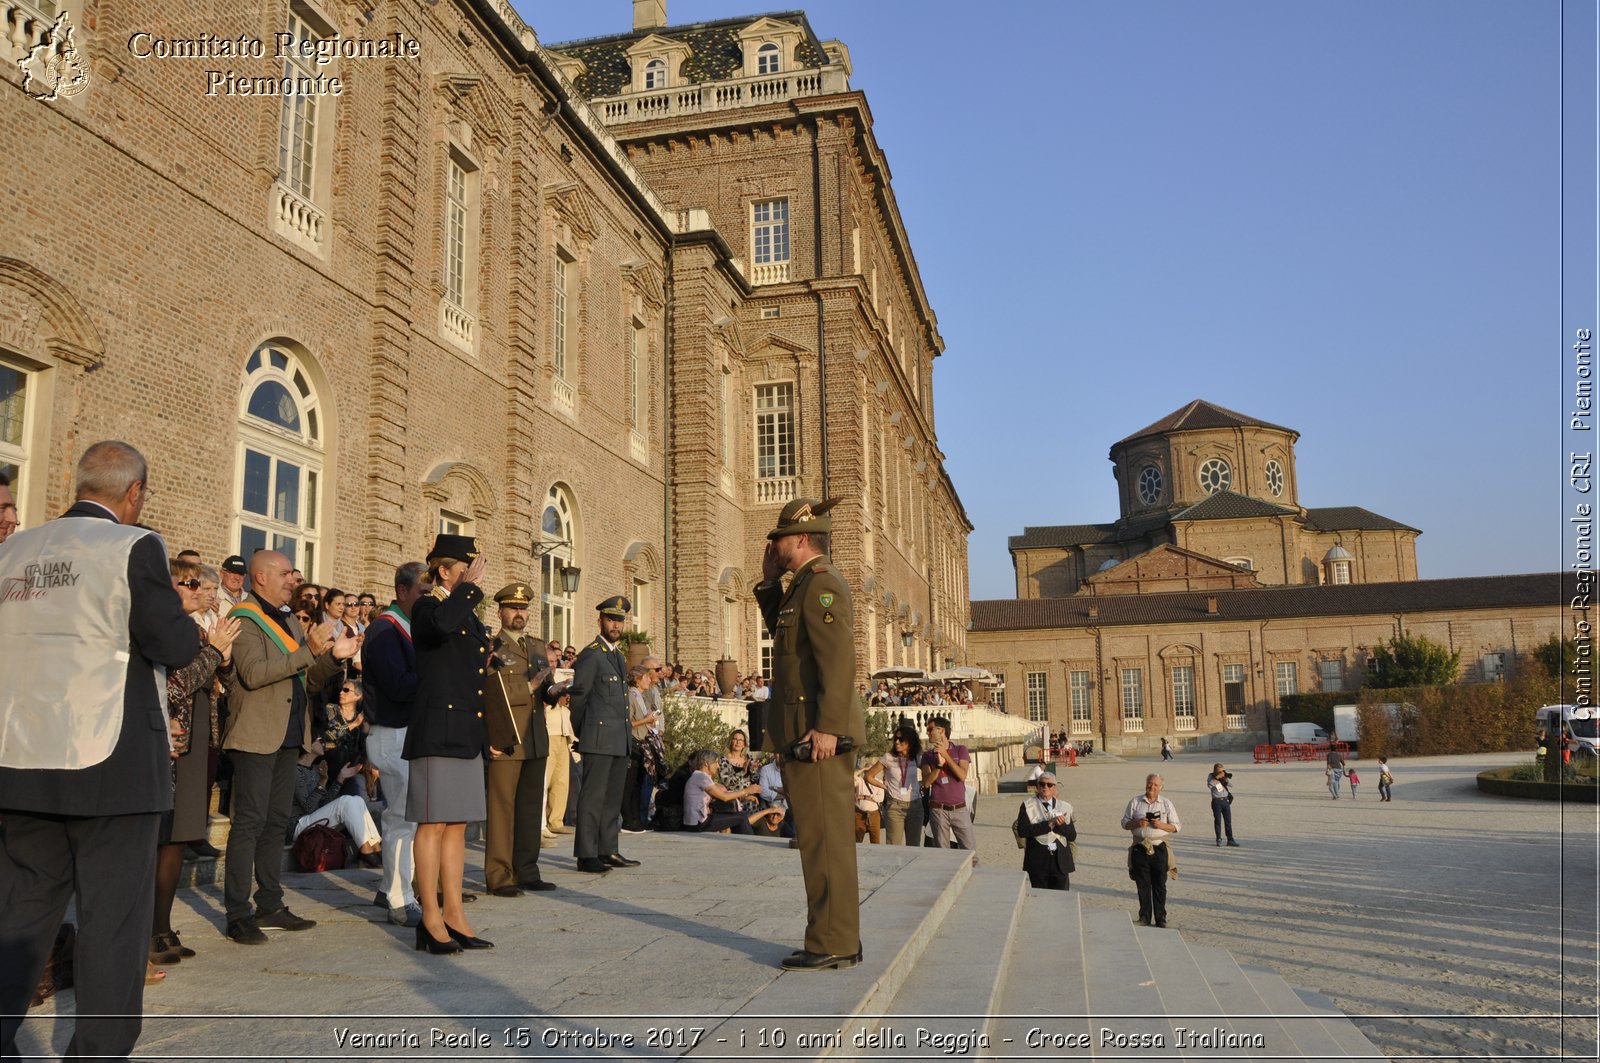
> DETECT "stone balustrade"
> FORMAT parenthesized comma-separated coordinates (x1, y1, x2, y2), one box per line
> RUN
(2, 1, 54, 65)
(440, 300, 474, 351)
(589, 67, 848, 127)
(755, 475, 796, 504)
(271, 182, 325, 256)
(551, 375, 576, 418)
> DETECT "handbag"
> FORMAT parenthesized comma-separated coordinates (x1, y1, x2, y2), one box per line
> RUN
(292, 820, 347, 872)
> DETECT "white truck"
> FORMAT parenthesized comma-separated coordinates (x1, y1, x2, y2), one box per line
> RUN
(1280, 721, 1329, 743)
(1334, 702, 1411, 751)
(1536, 704, 1599, 758)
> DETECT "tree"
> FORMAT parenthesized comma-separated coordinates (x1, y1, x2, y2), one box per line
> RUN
(1532, 635, 1577, 681)
(1365, 633, 1462, 688)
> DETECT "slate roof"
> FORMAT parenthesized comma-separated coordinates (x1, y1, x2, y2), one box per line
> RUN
(545, 11, 830, 99)
(1116, 399, 1296, 448)
(1172, 490, 1300, 522)
(1008, 524, 1121, 550)
(1303, 506, 1421, 534)
(970, 572, 1565, 631)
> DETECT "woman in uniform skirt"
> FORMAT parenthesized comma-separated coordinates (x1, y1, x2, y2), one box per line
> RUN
(403, 534, 494, 954)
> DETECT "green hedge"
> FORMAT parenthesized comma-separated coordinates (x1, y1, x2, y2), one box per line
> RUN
(1279, 692, 1347, 732)
(1477, 764, 1600, 803)
(1355, 672, 1561, 758)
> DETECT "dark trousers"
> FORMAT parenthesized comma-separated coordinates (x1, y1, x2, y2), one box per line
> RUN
(1211, 797, 1235, 841)
(694, 811, 754, 834)
(621, 748, 645, 828)
(781, 754, 860, 957)
(574, 753, 627, 859)
(1129, 843, 1170, 923)
(0, 810, 161, 1061)
(224, 747, 299, 922)
(485, 755, 547, 889)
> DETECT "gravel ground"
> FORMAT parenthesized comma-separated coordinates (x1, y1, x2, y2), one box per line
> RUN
(962, 752, 1598, 1062)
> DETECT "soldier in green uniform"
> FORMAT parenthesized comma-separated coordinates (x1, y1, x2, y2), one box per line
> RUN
(756, 498, 865, 971)
(568, 596, 640, 874)
(482, 583, 556, 897)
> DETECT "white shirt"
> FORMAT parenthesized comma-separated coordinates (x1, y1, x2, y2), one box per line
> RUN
(1121, 793, 1181, 843)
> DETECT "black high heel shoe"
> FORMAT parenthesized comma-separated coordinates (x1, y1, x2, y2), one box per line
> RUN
(445, 924, 494, 949)
(415, 924, 463, 955)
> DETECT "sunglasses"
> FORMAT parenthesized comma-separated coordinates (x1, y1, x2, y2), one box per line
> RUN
(341, 685, 359, 694)
(174, 579, 202, 590)
(1038, 781, 1058, 788)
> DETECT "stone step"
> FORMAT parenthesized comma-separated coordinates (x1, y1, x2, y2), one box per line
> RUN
(685, 846, 977, 1061)
(1129, 925, 1251, 1063)
(1080, 907, 1171, 1056)
(1187, 945, 1304, 1060)
(1294, 987, 1391, 1061)
(1240, 964, 1371, 1062)
(870, 867, 1027, 1058)
(985, 888, 1090, 1060)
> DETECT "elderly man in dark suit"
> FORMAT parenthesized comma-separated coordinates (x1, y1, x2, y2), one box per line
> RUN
(755, 497, 865, 971)
(1016, 771, 1077, 890)
(569, 596, 637, 874)
(0, 441, 200, 1060)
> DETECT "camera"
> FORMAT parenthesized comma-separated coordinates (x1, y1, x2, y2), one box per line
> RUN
(1145, 809, 1161, 821)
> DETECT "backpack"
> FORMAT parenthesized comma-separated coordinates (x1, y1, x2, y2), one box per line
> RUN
(292, 820, 347, 872)
(653, 762, 695, 832)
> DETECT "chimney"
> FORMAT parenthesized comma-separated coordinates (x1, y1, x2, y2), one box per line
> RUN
(1205, 595, 1218, 615)
(634, 0, 666, 31)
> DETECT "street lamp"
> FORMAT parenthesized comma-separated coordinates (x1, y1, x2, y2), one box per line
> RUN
(900, 630, 914, 648)
(532, 537, 581, 595)
(559, 564, 581, 595)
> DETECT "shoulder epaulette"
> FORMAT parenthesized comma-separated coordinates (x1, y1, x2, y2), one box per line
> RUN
(430, 586, 449, 600)
(812, 563, 830, 574)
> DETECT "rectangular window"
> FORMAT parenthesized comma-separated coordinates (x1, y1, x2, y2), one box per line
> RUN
(553, 252, 572, 379)
(759, 631, 774, 678)
(438, 510, 470, 536)
(630, 322, 646, 429)
(1319, 658, 1344, 693)
(277, 9, 322, 198)
(1223, 663, 1246, 716)
(1172, 666, 1196, 719)
(1120, 668, 1143, 719)
(755, 383, 795, 480)
(1275, 662, 1298, 704)
(1070, 670, 1092, 726)
(1025, 672, 1048, 723)
(752, 199, 789, 264)
(991, 672, 1006, 712)
(444, 157, 467, 307)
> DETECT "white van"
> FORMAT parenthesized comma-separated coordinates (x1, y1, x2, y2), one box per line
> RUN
(1535, 704, 1599, 758)
(1281, 722, 1329, 743)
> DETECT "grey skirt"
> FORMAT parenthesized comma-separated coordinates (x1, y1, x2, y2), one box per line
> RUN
(406, 754, 486, 824)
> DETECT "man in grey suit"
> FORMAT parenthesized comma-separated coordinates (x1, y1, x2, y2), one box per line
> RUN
(0, 441, 199, 1061)
(569, 596, 637, 874)
(220, 549, 356, 944)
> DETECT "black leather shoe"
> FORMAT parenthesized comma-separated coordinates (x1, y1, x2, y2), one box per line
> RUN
(575, 858, 611, 874)
(435, 892, 477, 905)
(488, 885, 523, 898)
(373, 891, 390, 909)
(226, 918, 267, 945)
(519, 880, 558, 892)
(1134, 916, 1151, 927)
(256, 907, 316, 931)
(187, 839, 222, 859)
(415, 924, 463, 955)
(602, 853, 640, 868)
(780, 949, 862, 971)
(445, 924, 494, 949)
(1155, 921, 1168, 928)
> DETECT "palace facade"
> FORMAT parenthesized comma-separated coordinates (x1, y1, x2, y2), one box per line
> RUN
(0, 0, 969, 677)
(969, 401, 1569, 752)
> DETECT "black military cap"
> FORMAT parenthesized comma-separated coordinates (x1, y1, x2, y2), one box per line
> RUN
(222, 555, 247, 574)
(596, 595, 632, 618)
(494, 582, 533, 606)
(426, 533, 478, 564)
(767, 497, 841, 540)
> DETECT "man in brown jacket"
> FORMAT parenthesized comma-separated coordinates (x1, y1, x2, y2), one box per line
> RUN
(221, 550, 356, 944)
(755, 498, 865, 971)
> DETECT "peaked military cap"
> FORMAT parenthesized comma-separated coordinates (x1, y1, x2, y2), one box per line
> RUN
(221, 554, 247, 574)
(426, 533, 478, 564)
(767, 497, 841, 540)
(596, 595, 632, 618)
(494, 582, 533, 606)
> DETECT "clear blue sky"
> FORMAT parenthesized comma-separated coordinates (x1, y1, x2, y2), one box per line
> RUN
(519, 1, 1586, 601)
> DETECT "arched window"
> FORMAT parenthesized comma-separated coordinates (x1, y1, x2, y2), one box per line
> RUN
(643, 58, 667, 89)
(539, 485, 578, 646)
(235, 343, 323, 576)
(756, 42, 780, 75)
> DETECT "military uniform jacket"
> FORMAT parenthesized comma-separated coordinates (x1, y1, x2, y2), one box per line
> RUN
(568, 636, 629, 758)
(403, 582, 491, 761)
(755, 554, 863, 753)
(484, 631, 549, 761)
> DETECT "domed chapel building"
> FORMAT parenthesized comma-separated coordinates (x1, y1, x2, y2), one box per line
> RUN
(969, 400, 1572, 752)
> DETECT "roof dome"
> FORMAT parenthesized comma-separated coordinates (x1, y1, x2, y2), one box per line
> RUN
(1323, 545, 1353, 562)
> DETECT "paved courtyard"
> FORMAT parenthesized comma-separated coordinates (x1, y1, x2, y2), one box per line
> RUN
(971, 751, 1599, 1061)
